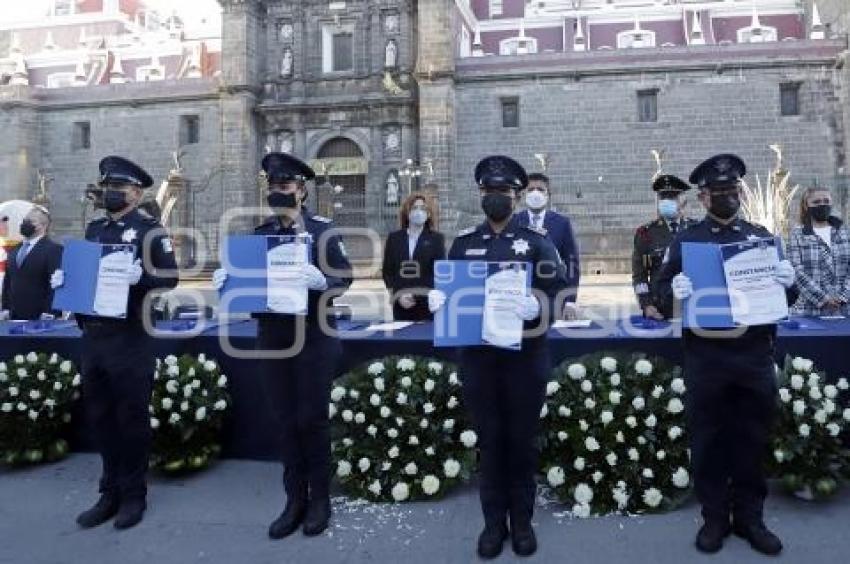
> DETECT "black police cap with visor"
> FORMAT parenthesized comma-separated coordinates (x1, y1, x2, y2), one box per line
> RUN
(261, 152, 316, 184)
(474, 156, 529, 191)
(98, 156, 154, 189)
(689, 154, 747, 191)
(652, 174, 691, 198)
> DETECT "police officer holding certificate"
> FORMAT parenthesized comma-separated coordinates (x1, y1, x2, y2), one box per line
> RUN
(429, 156, 567, 558)
(656, 154, 798, 556)
(51, 156, 179, 529)
(213, 153, 352, 539)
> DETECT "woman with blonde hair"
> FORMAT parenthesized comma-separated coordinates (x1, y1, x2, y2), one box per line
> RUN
(381, 192, 445, 321)
(787, 185, 850, 316)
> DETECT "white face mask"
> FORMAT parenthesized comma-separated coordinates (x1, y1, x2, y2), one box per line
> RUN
(409, 208, 428, 226)
(525, 190, 548, 210)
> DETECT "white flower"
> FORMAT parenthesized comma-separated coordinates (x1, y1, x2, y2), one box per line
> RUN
(643, 468, 654, 479)
(579, 419, 589, 431)
(164, 366, 179, 379)
(613, 487, 630, 510)
(0, 373, 5, 383)
(13, 355, 24, 364)
(793, 400, 806, 416)
(336, 460, 352, 478)
(666, 398, 684, 414)
(827, 423, 841, 437)
(349, 389, 360, 400)
(163, 355, 178, 366)
(774, 450, 785, 463)
(400, 376, 412, 388)
(844, 408, 850, 422)
(580, 380, 593, 393)
(584, 437, 600, 452)
(368, 362, 385, 375)
(367, 425, 377, 436)
(809, 387, 823, 401)
(637, 436, 647, 445)
(610, 373, 621, 387)
(423, 402, 435, 414)
(53, 381, 62, 391)
(558, 405, 571, 417)
(0, 403, 12, 413)
(656, 450, 666, 461)
(16, 402, 26, 411)
(547, 466, 566, 487)
(460, 430, 478, 448)
(355, 412, 366, 424)
(328, 404, 337, 419)
(584, 399, 596, 411)
(567, 363, 586, 380)
(214, 399, 227, 411)
(546, 381, 561, 396)
(425, 447, 435, 456)
(168, 413, 181, 425)
(609, 391, 621, 405)
(150, 417, 160, 429)
(605, 452, 618, 466)
(25, 351, 38, 363)
(442, 419, 455, 431)
(165, 379, 179, 394)
(342, 409, 354, 422)
(355, 457, 371, 473)
(651, 386, 664, 399)
(396, 392, 408, 405)
(592, 471, 604, 483)
(572, 503, 591, 519)
(540, 404, 549, 418)
(217, 375, 228, 388)
(625, 416, 637, 428)
(421, 475, 440, 495)
(195, 407, 207, 421)
(388, 446, 400, 459)
(447, 396, 458, 409)
(799, 423, 811, 437)
(428, 362, 443, 375)
(396, 358, 416, 371)
(36, 370, 46, 381)
(628, 448, 640, 461)
(382, 462, 392, 471)
(29, 390, 40, 401)
(634, 359, 653, 375)
(380, 406, 391, 418)
(203, 360, 217, 372)
(813, 410, 828, 425)
(330, 386, 346, 402)
(180, 401, 189, 412)
(792, 357, 812, 372)
(392, 482, 410, 501)
(824, 385, 838, 399)
(408, 435, 419, 446)
(387, 428, 399, 439)
(16, 369, 27, 379)
(837, 378, 849, 391)
(600, 411, 614, 426)
(790, 375, 805, 390)
(600, 357, 618, 372)
(824, 400, 836, 414)
(668, 426, 682, 440)
(632, 397, 645, 411)
(161, 398, 173, 410)
(644, 414, 657, 428)
(573, 457, 586, 471)
(367, 393, 380, 407)
(574, 483, 594, 504)
(643, 488, 663, 508)
(28, 410, 39, 421)
(443, 459, 461, 478)
(368, 480, 382, 496)
(424, 379, 436, 392)
(670, 378, 686, 395)
(778, 388, 791, 403)
(449, 372, 459, 385)
(183, 385, 193, 398)
(404, 462, 418, 476)
(373, 377, 385, 391)
(558, 431, 569, 441)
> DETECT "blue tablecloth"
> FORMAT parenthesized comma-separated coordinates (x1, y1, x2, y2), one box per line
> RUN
(2, 317, 849, 460)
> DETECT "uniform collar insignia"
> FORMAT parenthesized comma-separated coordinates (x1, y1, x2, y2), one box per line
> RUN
(512, 238, 530, 255)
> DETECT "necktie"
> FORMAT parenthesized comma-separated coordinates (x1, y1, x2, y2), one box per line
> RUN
(533, 214, 542, 229)
(16, 242, 31, 267)
(670, 221, 678, 234)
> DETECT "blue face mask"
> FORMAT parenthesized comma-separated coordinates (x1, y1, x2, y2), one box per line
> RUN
(658, 199, 679, 220)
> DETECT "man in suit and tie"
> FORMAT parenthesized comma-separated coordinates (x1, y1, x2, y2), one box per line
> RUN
(0, 206, 63, 320)
(516, 173, 581, 316)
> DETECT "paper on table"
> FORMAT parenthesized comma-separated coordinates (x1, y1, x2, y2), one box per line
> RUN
(266, 235, 309, 314)
(482, 266, 527, 349)
(552, 319, 593, 329)
(366, 321, 416, 332)
(92, 246, 133, 318)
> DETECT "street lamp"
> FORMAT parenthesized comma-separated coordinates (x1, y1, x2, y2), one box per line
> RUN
(398, 158, 423, 195)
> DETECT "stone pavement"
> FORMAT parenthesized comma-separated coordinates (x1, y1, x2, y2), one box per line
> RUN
(1, 454, 849, 564)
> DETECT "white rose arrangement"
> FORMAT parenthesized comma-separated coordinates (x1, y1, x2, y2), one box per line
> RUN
(540, 353, 690, 516)
(331, 356, 476, 501)
(0, 352, 80, 465)
(149, 354, 231, 473)
(769, 356, 850, 500)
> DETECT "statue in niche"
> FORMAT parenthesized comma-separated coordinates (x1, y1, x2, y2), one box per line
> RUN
(386, 172, 400, 206)
(384, 130, 400, 155)
(280, 48, 293, 77)
(384, 39, 398, 69)
(279, 22, 293, 43)
(385, 14, 399, 34)
(279, 134, 294, 154)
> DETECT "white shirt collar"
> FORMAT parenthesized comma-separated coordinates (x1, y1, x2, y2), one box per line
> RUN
(23, 234, 44, 247)
(528, 209, 546, 223)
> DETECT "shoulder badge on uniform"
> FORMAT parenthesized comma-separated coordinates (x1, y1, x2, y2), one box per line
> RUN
(457, 226, 478, 237)
(310, 215, 332, 224)
(511, 238, 530, 256)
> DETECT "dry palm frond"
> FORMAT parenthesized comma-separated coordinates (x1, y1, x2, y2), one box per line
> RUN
(740, 170, 800, 238)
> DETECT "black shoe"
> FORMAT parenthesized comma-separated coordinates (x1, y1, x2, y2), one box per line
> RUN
(76, 494, 120, 529)
(733, 522, 783, 556)
(113, 499, 146, 530)
(302, 497, 331, 537)
(509, 517, 537, 557)
(268, 498, 308, 539)
(477, 522, 509, 560)
(695, 520, 732, 553)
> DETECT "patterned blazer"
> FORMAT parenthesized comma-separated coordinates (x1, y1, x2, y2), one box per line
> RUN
(787, 217, 850, 316)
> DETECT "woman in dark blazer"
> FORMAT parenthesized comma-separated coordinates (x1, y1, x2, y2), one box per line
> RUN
(382, 192, 445, 321)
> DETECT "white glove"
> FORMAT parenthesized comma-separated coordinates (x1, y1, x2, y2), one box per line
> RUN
(0, 310, 9, 321)
(562, 302, 581, 321)
(127, 259, 143, 286)
(774, 260, 795, 289)
(212, 268, 228, 291)
(303, 264, 328, 291)
(515, 294, 541, 321)
(39, 313, 55, 321)
(50, 269, 64, 289)
(672, 273, 693, 300)
(428, 289, 446, 313)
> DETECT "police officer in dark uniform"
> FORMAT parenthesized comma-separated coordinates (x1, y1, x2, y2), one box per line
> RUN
(429, 156, 568, 558)
(51, 156, 179, 529)
(656, 155, 798, 556)
(632, 174, 695, 319)
(213, 153, 352, 539)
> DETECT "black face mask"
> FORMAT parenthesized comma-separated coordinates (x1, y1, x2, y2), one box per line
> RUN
(19, 220, 36, 238)
(809, 204, 831, 223)
(103, 190, 129, 213)
(708, 193, 740, 220)
(481, 192, 513, 222)
(267, 191, 298, 210)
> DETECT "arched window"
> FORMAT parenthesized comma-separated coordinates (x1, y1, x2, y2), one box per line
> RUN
(317, 137, 363, 159)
